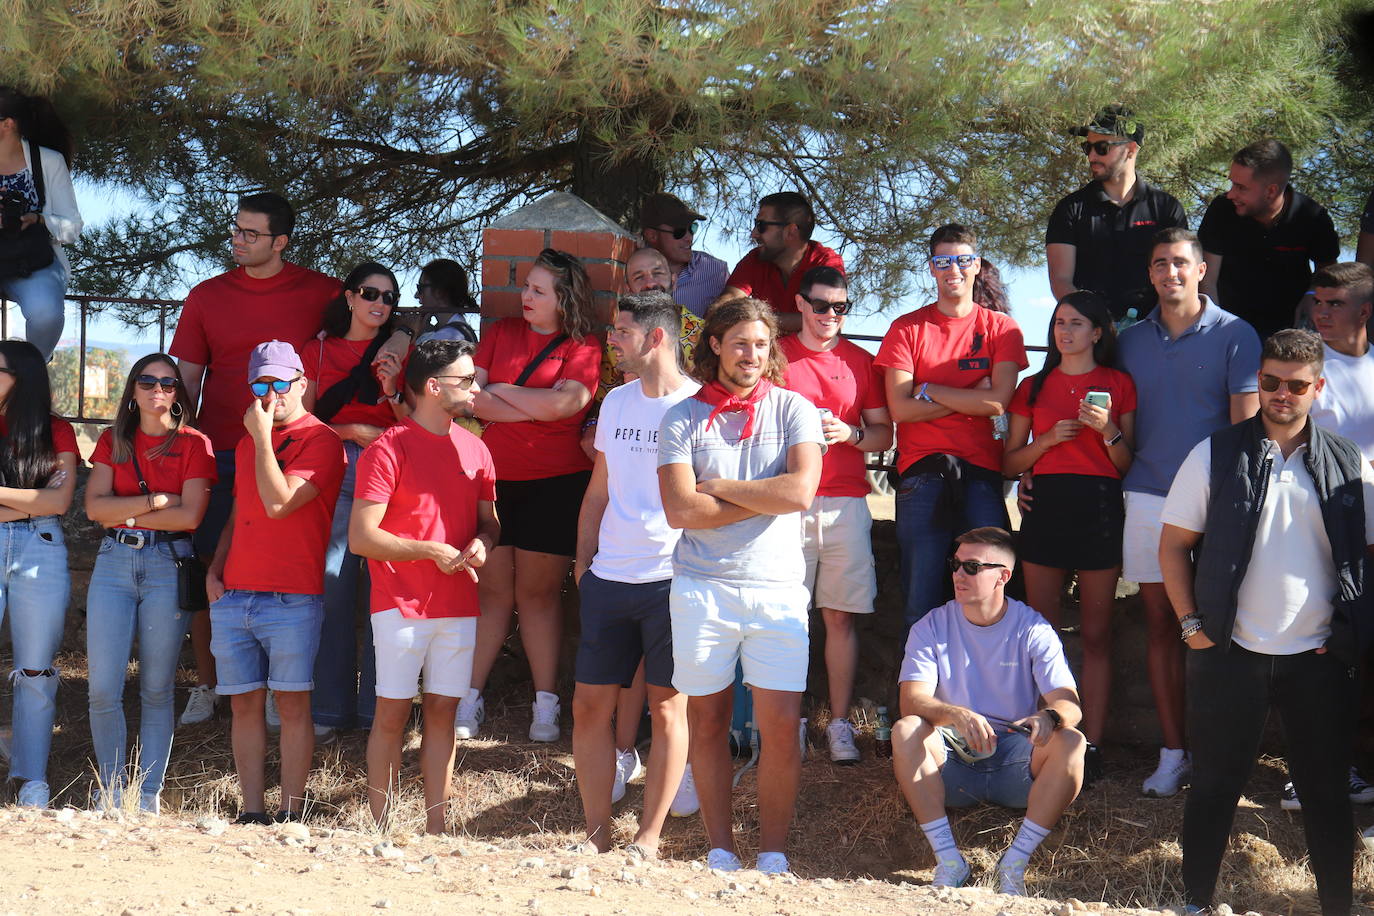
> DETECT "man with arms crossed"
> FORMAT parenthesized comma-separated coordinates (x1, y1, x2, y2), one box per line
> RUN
(1116, 227, 1260, 799)
(1160, 329, 1374, 916)
(779, 265, 893, 762)
(350, 339, 500, 834)
(658, 297, 824, 874)
(206, 341, 346, 824)
(572, 292, 696, 856)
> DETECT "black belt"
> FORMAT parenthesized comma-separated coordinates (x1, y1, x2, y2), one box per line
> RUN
(105, 528, 192, 549)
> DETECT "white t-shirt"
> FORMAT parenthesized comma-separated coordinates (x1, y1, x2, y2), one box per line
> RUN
(1161, 437, 1374, 654)
(1311, 343, 1374, 463)
(591, 377, 700, 583)
(898, 598, 1077, 725)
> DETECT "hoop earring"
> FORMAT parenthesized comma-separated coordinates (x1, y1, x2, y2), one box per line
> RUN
(170, 401, 184, 419)
(127, 399, 137, 412)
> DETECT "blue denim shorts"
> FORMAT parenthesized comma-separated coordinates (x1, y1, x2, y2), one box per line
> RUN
(940, 730, 1035, 808)
(210, 590, 324, 694)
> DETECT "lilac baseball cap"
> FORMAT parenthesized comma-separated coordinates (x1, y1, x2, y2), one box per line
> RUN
(247, 340, 304, 381)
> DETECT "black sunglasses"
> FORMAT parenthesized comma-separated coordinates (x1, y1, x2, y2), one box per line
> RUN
(754, 218, 789, 234)
(250, 377, 301, 397)
(1081, 139, 1131, 156)
(801, 294, 852, 316)
(948, 557, 1008, 575)
(434, 374, 479, 390)
(136, 375, 180, 392)
(654, 222, 698, 240)
(1259, 374, 1313, 395)
(353, 286, 399, 306)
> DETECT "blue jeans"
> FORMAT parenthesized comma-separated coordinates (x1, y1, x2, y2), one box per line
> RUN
(0, 517, 70, 784)
(86, 534, 193, 799)
(0, 258, 66, 360)
(311, 440, 375, 728)
(894, 468, 1009, 629)
(210, 591, 324, 694)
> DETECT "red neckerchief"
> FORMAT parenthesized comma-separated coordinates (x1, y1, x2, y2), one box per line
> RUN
(693, 379, 773, 441)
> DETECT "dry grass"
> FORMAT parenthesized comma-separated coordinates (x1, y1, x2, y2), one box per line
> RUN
(3, 649, 1373, 914)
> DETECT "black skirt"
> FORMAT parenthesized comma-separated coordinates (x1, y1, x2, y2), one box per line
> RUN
(1017, 473, 1124, 571)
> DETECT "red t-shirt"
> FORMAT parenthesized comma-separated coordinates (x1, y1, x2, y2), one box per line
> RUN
(779, 335, 885, 498)
(301, 335, 406, 429)
(473, 318, 601, 481)
(90, 427, 218, 530)
(874, 304, 1029, 473)
(354, 418, 497, 618)
(0, 416, 78, 458)
(726, 241, 845, 314)
(170, 263, 341, 451)
(223, 413, 345, 595)
(1009, 367, 1137, 479)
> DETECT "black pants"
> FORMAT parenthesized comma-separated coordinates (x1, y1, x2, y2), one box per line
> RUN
(1183, 642, 1356, 915)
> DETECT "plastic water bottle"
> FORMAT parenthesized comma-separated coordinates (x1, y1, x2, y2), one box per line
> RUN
(1116, 307, 1139, 332)
(875, 706, 893, 758)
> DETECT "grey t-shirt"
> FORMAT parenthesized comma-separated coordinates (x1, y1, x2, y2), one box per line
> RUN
(658, 385, 824, 586)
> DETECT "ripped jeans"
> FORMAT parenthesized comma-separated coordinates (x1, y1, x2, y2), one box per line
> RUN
(0, 516, 70, 785)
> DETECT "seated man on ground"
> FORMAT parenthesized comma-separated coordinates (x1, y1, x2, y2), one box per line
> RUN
(892, 526, 1086, 894)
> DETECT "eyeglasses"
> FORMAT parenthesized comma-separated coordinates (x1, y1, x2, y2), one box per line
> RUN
(754, 219, 789, 234)
(136, 375, 180, 392)
(948, 557, 1008, 575)
(1258, 374, 1314, 395)
(229, 224, 282, 244)
(930, 254, 978, 271)
(1081, 139, 1131, 156)
(654, 222, 697, 240)
(801, 294, 852, 316)
(352, 286, 399, 306)
(433, 374, 478, 390)
(250, 377, 301, 397)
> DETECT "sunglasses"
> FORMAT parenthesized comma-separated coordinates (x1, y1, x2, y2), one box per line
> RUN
(801, 294, 852, 316)
(948, 557, 1008, 575)
(250, 377, 301, 397)
(136, 375, 180, 392)
(754, 218, 789, 234)
(352, 286, 399, 306)
(654, 222, 697, 240)
(1259, 374, 1314, 395)
(433, 374, 478, 390)
(930, 254, 978, 271)
(1081, 139, 1131, 156)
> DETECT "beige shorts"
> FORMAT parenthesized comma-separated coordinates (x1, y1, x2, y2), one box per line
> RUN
(1122, 491, 1166, 584)
(371, 609, 476, 700)
(801, 495, 877, 614)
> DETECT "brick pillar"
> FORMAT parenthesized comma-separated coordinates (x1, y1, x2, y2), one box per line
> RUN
(480, 192, 637, 326)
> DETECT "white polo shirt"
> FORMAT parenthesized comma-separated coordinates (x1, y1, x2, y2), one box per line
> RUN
(1161, 437, 1374, 655)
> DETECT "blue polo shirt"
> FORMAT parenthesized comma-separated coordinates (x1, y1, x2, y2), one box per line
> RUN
(1118, 297, 1261, 496)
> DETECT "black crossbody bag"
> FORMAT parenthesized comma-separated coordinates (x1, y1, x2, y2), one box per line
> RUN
(130, 444, 209, 612)
(0, 138, 56, 281)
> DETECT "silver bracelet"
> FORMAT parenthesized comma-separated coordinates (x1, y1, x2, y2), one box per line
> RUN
(1179, 614, 1205, 641)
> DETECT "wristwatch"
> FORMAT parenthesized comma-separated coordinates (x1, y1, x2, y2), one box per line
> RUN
(1104, 429, 1123, 447)
(1040, 708, 1063, 730)
(387, 390, 403, 404)
(125, 517, 137, 528)
(852, 426, 866, 446)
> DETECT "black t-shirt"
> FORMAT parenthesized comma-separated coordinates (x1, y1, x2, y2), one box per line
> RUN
(1197, 187, 1340, 340)
(1045, 179, 1188, 320)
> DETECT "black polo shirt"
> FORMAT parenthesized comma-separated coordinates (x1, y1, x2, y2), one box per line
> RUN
(1197, 187, 1340, 340)
(1045, 179, 1187, 320)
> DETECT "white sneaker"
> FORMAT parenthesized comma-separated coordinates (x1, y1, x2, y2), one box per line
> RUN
(139, 792, 161, 815)
(995, 852, 1029, 895)
(1142, 747, 1191, 798)
(756, 851, 790, 875)
(931, 854, 970, 888)
(827, 718, 860, 765)
(313, 724, 337, 745)
(1361, 824, 1374, 853)
(529, 691, 561, 743)
(670, 763, 699, 817)
(610, 747, 643, 804)
(265, 691, 281, 733)
(706, 847, 742, 872)
(17, 779, 50, 809)
(179, 685, 217, 726)
(455, 689, 484, 739)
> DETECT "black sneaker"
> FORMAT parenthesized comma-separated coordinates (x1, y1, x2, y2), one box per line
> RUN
(1084, 743, 1104, 788)
(274, 810, 303, 824)
(234, 811, 274, 826)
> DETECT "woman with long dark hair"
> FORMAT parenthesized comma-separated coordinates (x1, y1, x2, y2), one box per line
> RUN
(467, 248, 602, 742)
(1002, 290, 1135, 782)
(301, 261, 410, 738)
(416, 258, 480, 344)
(0, 339, 78, 807)
(84, 354, 214, 811)
(0, 87, 82, 359)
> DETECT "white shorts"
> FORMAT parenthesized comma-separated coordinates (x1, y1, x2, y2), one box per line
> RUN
(669, 573, 810, 696)
(1122, 491, 1166, 584)
(370, 609, 477, 700)
(801, 495, 877, 614)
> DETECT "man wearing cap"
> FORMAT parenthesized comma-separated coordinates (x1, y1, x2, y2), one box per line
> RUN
(205, 340, 347, 825)
(1199, 139, 1340, 340)
(640, 192, 729, 318)
(1046, 105, 1188, 324)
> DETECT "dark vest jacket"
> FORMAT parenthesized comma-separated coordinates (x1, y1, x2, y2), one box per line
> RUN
(1193, 415, 1372, 666)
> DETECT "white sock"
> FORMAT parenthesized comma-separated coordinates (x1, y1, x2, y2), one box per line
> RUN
(919, 816, 961, 863)
(1005, 817, 1052, 865)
